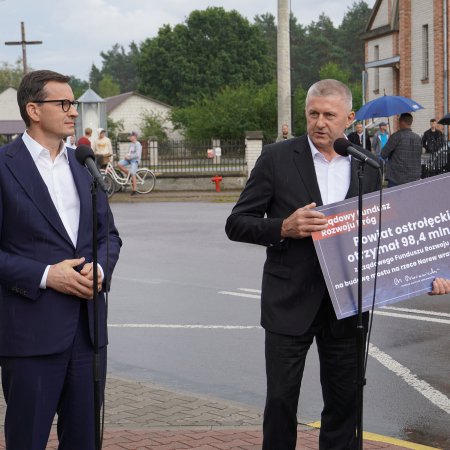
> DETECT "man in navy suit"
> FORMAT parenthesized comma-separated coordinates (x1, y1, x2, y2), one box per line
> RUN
(226, 79, 449, 449)
(0, 70, 121, 449)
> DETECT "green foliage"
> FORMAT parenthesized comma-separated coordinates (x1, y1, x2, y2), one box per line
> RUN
(253, 82, 278, 141)
(98, 74, 121, 98)
(171, 83, 277, 140)
(106, 116, 124, 141)
(89, 64, 102, 92)
(99, 43, 139, 92)
(76, 1, 372, 139)
(319, 62, 351, 85)
(293, 86, 307, 137)
(69, 76, 89, 99)
(338, 1, 372, 82)
(0, 61, 23, 92)
(138, 7, 273, 106)
(139, 112, 168, 141)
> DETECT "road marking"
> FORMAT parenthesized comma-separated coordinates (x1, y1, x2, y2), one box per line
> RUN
(219, 290, 450, 325)
(108, 324, 261, 330)
(369, 343, 450, 415)
(373, 310, 450, 325)
(218, 291, 260, 299)
(238, 288, 261, 293)
(306, 422, 439, 449)
(381, 305, 450, 318)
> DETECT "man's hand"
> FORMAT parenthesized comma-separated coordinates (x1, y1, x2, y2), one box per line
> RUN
(281, 203, 328, 239)
(46, 258, 94, 300)
(429, 278, 450, 295)
(80, 262, 103, 293)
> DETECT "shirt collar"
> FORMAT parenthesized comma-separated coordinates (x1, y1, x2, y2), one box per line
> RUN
(22, 130, 68, 163)
(308, 135, 351, 161)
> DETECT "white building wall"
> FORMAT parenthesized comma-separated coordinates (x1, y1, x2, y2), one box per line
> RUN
(410, 0, 435, 136)
(0, 87, 21, 120)
(366, 34, 396, 103)
(108, 96, 183, 140)
(371, 0, 390, 28)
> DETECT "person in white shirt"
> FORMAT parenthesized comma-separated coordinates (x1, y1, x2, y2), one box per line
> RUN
(0, 69, 121, 450)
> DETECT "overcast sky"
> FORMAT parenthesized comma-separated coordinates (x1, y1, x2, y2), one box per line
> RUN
(0, 0, 375, 81)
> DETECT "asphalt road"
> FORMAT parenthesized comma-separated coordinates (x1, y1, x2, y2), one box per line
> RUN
(107, 202, 450, 449)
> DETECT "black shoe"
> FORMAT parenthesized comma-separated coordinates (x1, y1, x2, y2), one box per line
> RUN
(130, 191, 137, 196)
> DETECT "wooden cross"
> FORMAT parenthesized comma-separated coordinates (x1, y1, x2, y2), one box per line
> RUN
(5, 22, 43, 74)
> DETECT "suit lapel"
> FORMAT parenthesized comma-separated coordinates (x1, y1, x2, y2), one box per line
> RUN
(292, 136, 323, 206)
(5, 138, 74, 247)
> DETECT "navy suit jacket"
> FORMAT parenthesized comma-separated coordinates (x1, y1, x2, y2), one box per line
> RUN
(0, 136, 121, 357)
(226, 135, 380, 336)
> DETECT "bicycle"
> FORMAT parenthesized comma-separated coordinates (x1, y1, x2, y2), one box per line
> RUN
(100, 161, 156, 198)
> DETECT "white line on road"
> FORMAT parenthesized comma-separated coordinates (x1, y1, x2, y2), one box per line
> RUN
(108, 324, 261, 330)
(380, 305, 450, 318)
(219, 290, 450, 325)
(369, 343, 450, 415)
(373, 310, 450, 325)
(218, 291, 260, 299)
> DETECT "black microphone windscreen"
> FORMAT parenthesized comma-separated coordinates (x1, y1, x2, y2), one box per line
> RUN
(333, 138, 351, 156)
(75, 145, 95, 165)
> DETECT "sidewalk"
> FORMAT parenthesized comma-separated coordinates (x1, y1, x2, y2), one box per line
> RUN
(0, 375, 435, 449)
(108, 189, 242, 203)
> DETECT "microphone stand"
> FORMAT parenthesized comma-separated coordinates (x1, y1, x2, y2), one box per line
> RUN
(356, 162, 366, 450)
(90, 179, 102, 450)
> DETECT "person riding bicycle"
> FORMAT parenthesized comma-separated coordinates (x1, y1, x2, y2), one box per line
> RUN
(118, 131, 142, 196)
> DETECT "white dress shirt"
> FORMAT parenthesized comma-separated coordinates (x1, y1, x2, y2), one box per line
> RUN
(308, 136, 351, 205)
(22, 131, 80, 288)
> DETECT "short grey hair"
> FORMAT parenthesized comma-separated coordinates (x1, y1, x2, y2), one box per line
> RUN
(306, 79, 353, 112)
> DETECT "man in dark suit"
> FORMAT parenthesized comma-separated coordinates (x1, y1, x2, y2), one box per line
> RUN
(226, 79, 380, 449)
(226, 80, 449, 449)
(347, 121, 372, 151)
(0, 70, 121, 449)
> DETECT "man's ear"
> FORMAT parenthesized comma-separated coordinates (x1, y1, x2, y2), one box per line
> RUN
(26, 103, 41, 124)
(346, 111, 355, 128)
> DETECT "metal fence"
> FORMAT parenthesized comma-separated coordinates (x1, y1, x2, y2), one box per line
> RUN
(421, 141, 449, 178)
(138, 139, 247, 175)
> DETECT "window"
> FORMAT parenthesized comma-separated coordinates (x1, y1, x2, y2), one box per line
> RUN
(374, 45, 380, 93)
(422, 24, 429, 81)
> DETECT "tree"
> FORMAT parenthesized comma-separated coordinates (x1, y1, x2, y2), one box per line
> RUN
(106, 116, 124, 142)
(138, 7, 273, 106)
(337, 1, 372, 84)
(98, 43, 140, 92)
(0, 61, 23, 92)
(97, 74, 120, 98)
(139, 112, 168, 141)
(69, 76, 89, 99)
(89, 64, 102, 93)
(254, 13, 277, 79)
(171, 82, 278, 140)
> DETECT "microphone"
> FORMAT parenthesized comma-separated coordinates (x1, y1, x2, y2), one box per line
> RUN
(333, 138, 380, 169)
(75, 145, 109, 193)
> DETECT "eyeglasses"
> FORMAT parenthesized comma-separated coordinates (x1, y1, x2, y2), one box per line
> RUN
(32, 99, 80, 112)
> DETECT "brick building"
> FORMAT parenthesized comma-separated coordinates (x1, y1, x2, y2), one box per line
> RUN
(363, 0, 449, 135)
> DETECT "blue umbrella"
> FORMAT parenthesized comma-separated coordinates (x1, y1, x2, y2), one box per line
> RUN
(355, 95, 424, 121)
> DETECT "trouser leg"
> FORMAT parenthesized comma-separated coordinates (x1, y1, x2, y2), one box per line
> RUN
(263, 330, 314, 450)
(317, 332, 359, 450)
(0, 352, 69, 450)
(57, 304, 105, 450)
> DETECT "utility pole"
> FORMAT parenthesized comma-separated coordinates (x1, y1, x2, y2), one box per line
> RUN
(277, 0, 291, 139)
(5, 21, 42, 74)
